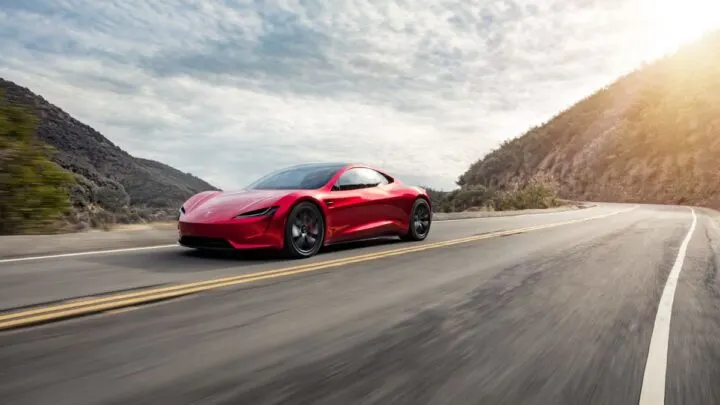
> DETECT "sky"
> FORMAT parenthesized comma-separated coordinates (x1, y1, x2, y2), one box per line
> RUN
(1, 0, 719, 191)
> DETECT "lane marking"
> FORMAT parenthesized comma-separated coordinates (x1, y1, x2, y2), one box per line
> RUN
(103, 307, 139, 315)
(0, 206, 634, 321)
(0, 205, 637, 331)
(0, 244, 180, 264)
(638, 207, 697, 405)
(0, 207, 605, 264)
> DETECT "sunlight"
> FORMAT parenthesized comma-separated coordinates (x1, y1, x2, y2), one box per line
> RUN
(639, 0, 720, 55)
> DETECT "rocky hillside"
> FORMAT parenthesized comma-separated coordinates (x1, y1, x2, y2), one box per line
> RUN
(456, 30, 720, 208)
(0, 78, 217, 229)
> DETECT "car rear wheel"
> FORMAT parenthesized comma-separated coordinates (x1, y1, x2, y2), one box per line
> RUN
(401, 198, 431, 241)
(283, 201, 325, 258)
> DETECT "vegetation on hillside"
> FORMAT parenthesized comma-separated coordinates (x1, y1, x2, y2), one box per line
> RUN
(423, 183, 560, 213)
(422, 186, 450, 208)
(0, 78, 218, 232)
(455, 30, 720, 209)
(0, 92, 74, 234)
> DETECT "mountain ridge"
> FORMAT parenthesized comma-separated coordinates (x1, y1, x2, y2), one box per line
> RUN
(0, 77, 218, 230)
(455, 30, 720, 209)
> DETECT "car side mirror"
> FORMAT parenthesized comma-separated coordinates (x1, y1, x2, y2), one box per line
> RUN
(331, 184, 341, 191)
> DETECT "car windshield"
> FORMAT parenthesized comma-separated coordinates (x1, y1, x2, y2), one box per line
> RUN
(246, 164, 345, 190)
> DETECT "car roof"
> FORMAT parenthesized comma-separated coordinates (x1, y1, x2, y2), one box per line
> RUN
(280, 162, 350, 170)
(278, 162, 389, 174)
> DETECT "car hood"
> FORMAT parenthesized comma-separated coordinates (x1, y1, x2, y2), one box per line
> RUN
(183, 189, 291, 222)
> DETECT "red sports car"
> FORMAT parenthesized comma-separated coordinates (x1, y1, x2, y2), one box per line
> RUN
(177, 162, 432, 258)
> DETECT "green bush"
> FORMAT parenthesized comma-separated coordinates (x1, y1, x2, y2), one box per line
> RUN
(436, 183, 560, 213)
(498, 183, 560, 210)
(0, 92, 74, 234)
(94, 179, 130, 211)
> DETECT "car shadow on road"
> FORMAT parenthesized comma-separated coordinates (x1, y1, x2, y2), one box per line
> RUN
(84, 237, 404, 273)
(321, 236, 403, 254)
(183, 236, 404, 260)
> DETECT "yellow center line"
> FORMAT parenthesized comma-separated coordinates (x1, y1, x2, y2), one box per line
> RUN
(0, 206, 636, 330)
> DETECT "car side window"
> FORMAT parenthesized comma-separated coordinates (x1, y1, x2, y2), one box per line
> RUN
(334, 168, 389, 191)
(362, 168, 389, 186)
(335, 169, 362, 190)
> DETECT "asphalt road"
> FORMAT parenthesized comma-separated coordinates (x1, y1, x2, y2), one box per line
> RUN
(1, 203, 719, 405)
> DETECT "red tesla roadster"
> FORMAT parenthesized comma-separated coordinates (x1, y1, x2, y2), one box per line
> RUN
(177, 162, 432, 258)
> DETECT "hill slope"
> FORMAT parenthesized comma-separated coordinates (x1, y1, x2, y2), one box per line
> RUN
(456, 30, 720, 208)
(0, 78, 217, 229)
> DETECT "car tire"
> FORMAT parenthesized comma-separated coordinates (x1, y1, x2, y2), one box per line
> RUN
(282, 201, 325, 259)
(400, 198, 432, 241)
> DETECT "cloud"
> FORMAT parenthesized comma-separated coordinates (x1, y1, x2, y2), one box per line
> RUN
(0, 0, 708, 190)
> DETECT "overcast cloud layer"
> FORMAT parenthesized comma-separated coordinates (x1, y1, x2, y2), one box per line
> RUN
(0, 0, 714, 190)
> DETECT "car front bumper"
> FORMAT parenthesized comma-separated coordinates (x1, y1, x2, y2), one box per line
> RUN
(177, 215, 285, 250)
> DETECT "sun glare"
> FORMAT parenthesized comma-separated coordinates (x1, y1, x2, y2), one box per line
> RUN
(639, 0, 720, 56)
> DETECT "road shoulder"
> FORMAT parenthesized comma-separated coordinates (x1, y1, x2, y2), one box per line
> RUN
(665, 209, 720, 404)
(0, 203, 593, 260)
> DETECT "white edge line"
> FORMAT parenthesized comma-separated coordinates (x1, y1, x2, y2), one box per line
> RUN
(0, 204, 630, 264)
(0, 244, 181, 264)
(638, 207, 697, 405)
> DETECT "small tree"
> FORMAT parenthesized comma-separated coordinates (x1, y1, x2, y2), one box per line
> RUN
(0, 92, 74, 234)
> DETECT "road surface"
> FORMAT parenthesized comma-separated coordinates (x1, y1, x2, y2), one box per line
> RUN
(1, 203, 719, 405)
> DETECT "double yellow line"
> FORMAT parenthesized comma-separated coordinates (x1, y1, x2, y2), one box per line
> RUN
(0, 206, 635, 331)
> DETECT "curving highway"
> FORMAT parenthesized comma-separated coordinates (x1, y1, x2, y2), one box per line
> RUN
(1, 203, 719, 404)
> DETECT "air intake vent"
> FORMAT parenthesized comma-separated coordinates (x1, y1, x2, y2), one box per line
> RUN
(179, 236, 233, 249)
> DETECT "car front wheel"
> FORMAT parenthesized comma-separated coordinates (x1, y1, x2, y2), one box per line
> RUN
(283, 201, 325, 258)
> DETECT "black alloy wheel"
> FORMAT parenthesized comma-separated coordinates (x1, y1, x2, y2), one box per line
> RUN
(402, 198, 432, 241)
(283, 202, 325, 258)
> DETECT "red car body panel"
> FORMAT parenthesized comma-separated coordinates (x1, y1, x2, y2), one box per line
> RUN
(177, 163, 431, 251)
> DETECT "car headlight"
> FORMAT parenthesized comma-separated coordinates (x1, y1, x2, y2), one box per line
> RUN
(234, 206, 278, 219)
